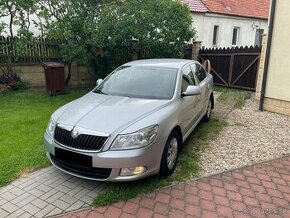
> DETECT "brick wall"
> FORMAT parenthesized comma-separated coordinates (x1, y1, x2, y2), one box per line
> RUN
(263, 98, 290, 116)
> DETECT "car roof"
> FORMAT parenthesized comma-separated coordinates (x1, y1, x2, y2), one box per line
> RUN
(124, 59, 196, 69)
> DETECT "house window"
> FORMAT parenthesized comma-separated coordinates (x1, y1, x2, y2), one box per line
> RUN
(212, 25, 219, 46)
(255, 29, 264, 47)
(232, 27, 240, 46)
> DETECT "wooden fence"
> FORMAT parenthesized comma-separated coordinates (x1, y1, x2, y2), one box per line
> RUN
(199, 46, 261, 91)
(0, 36, 62, 64)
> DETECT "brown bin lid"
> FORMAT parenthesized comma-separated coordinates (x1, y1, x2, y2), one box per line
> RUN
(43, 62, 64, 67)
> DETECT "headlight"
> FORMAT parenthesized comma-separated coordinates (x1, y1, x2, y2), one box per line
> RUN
(47, 118, 56, 137)
(110, 125, 159, 150)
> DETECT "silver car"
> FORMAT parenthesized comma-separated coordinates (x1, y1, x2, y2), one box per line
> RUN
(44, 59, 214, 181)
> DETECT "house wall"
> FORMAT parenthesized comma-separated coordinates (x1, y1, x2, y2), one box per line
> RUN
(262, 0, 290, 116)
(192, 13, 268, 48)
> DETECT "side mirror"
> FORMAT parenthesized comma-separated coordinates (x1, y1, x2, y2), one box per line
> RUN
(96, 79, 103, 86)
(182, 86, 201, 97)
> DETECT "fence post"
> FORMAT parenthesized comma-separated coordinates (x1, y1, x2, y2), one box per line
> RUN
(228, 54, 234, 86)
(255, 34, 268, 100)
(132, 40, 140, 61)
(191, 41, 202, 60)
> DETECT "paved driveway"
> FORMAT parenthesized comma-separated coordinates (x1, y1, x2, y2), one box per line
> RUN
(61, 155, 290, 218)
(0, 167, 106, 217)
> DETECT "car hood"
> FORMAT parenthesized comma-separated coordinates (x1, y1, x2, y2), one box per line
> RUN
(56, 92, 171, 134)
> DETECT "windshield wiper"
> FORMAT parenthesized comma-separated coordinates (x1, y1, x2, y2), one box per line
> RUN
(94, 90, 108, 95)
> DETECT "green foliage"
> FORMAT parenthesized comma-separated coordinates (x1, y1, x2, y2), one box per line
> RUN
(38, 0, 103, 65)
(96, 0, 196, 58)
(0, 72, 29, 91)
(13, 80, 29, 90)
(0, 0, 36, 37)
(94, 118, 227, 206)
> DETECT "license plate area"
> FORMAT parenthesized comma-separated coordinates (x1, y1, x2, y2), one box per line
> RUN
(55, 147, 92, 167)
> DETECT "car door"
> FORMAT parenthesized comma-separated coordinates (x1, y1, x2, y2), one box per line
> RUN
(190, 63, 209, 118)
(179, 65, 199, 134)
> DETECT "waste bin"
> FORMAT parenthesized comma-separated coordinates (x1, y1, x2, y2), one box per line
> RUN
(43, 62, 65, 95)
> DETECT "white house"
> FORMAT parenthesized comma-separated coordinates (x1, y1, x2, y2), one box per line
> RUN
(182, 0, 270, 48)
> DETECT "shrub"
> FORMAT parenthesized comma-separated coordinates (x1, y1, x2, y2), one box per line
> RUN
(0, 72, 28, 90)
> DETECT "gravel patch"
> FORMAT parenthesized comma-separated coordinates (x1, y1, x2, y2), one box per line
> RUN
(199, 96, 290, 177)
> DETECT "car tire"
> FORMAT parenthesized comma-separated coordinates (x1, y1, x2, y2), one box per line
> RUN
(203, 96, 213, 122)
(159, 131, 181, 177)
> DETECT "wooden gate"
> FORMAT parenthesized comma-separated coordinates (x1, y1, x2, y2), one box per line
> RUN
(199, 46, 261, 91)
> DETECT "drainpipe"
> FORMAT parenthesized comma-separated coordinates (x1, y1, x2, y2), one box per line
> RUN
(259, 0, 276, 111)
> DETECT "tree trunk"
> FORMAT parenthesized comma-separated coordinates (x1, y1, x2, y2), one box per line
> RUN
(65, 62, 72, 86)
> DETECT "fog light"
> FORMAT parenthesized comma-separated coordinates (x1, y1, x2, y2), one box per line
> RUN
(120, 166, 147, 176)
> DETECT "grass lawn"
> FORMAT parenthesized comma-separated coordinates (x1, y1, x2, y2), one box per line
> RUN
(214, 86, 252, 108)
(0, 89, 89, 187)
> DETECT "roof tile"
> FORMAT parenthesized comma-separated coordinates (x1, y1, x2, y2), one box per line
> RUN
(182, 0, 270, 19)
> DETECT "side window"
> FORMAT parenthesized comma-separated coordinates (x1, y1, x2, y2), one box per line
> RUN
(181, 76, 190, 93)
(195, 64, 207, 82)
(189, 64, 198, 85)
(182, 65, 195, 85)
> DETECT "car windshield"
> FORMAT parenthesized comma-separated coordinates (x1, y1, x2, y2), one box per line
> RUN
(94, 66, 178, 100)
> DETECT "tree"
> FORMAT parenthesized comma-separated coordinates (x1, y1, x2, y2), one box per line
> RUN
(38, 0, 105, 85)
(95, 0, 196, 58)
(0, 0, 36, 72)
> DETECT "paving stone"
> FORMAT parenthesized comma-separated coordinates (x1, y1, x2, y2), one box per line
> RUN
(62, 181, 78, 189)
(39, 188, 58, 201)
(34, 204, 55, 218)
(74, 189, 90, 199)
(29, 188, 45, 197)
(52, 199, 70, 211)
(31, 198, 49, 209)
(36, 184, 52, 193)
(0, 198, 7, 206)
(55, 185, 71, 193)
(66, 186, 84, 197)
(80, 195, 94, 205)
(46, 192, 65, 204)
(0, 208, 9, 217)
(46, 207, 63, 217)
(60, 194, 78, 204)
(10, 193, 31, 205)
(18, 212, 32, 218)
(43, 176, 60, 186)
(9, 187, 25, 196)
(17, 179, 36, 189)
(22, 203, 41, 215)
(65, 201, 85, 212)
(1, 192, 17, 201)
(23, 182, 41, 192)
(16, 195, 37, 208)
(1, 202, 19, 213)
(6, 208, 25, 218)
(0, 185, 13, 195)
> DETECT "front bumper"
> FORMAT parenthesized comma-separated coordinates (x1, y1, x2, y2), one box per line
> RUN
(44, 131, 164, 181)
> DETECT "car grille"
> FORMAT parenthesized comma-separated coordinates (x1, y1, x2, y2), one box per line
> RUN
(54, 126, 108, 151)
(50, 154, 112, 180)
